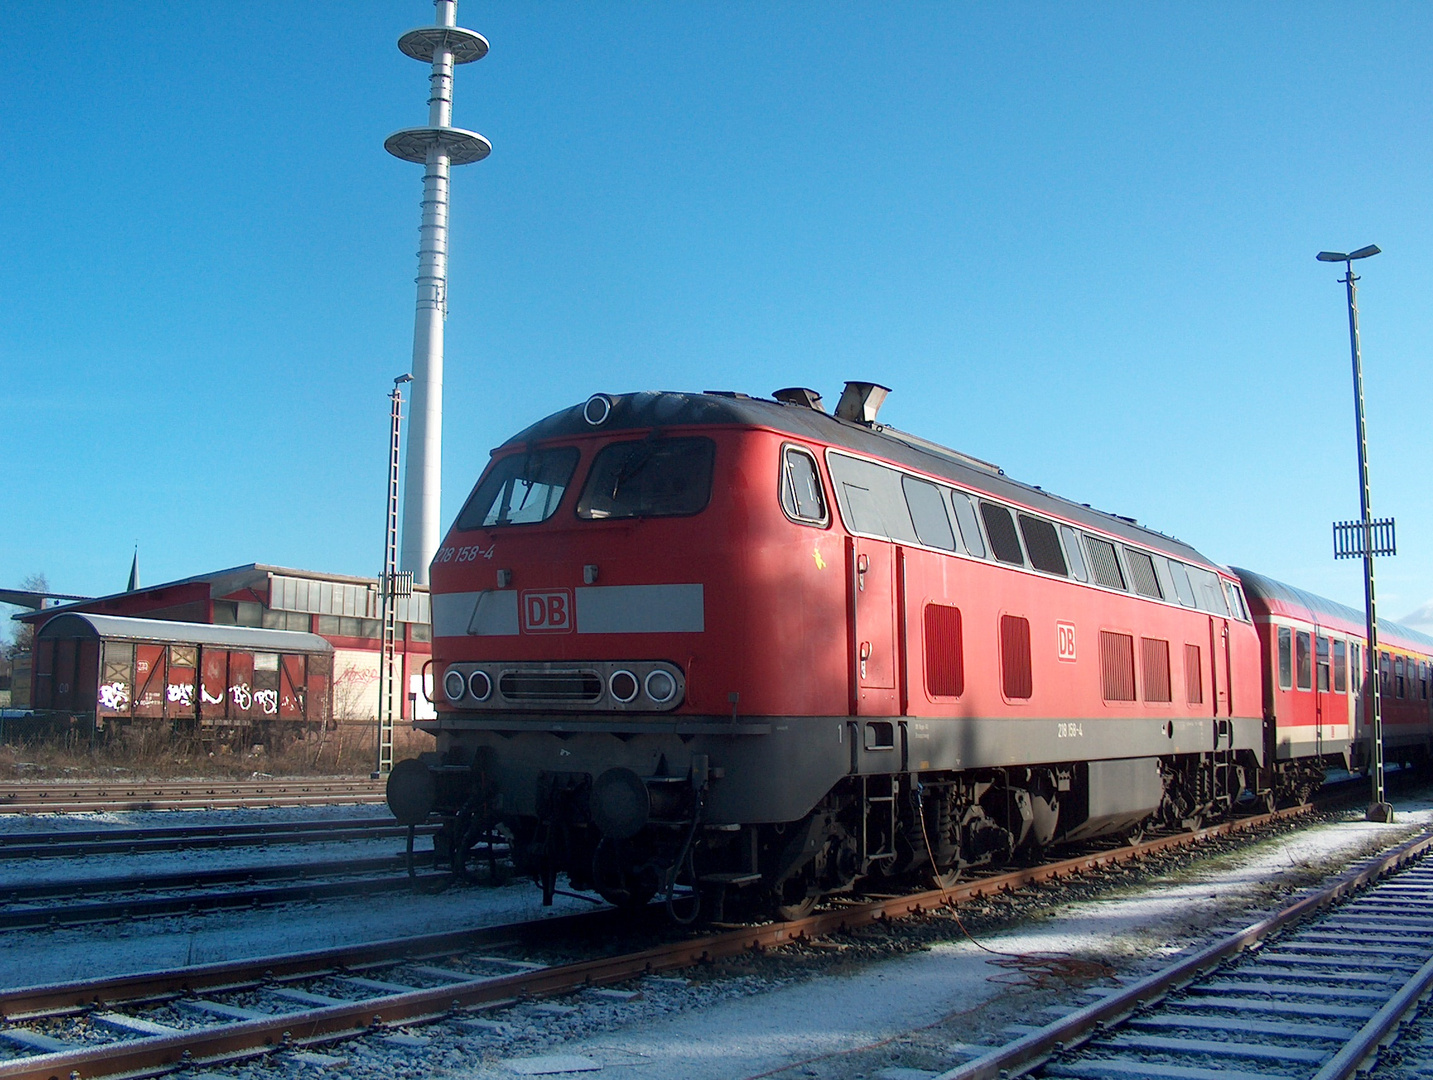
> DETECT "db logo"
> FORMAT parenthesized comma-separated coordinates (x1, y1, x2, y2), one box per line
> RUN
(521, 589, 573, 634)
(1056, 622, 1077, 662)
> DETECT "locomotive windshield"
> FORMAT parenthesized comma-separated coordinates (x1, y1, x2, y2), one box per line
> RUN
(576, 436, 715, 519)
(455, 447, 580, 529)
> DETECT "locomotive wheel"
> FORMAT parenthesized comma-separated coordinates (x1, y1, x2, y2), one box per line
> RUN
(772, 875, 818, 921)
(931, 866, 963, 890)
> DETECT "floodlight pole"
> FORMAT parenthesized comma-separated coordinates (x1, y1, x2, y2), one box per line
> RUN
(1322, 247, 1388, 821)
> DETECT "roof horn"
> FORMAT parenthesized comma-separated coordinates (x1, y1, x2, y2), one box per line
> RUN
(835, 381, 890, 425)
(772, 387, 824, 412)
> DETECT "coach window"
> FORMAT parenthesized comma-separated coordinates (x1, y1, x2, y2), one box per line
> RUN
(1084, 535, 1126, 591)
(1277, 627, 1293, 690)
(980, 502, 1026, 566)
(1334, 639, 1348, 693)
(1295, 631, 1313, 690)
(1380, 651, 1392, 694)
(950, 491, 986, 558)
(780, 446, 828, 526)
(902, 476, 956, 550)
(1019, 515, 1068, 576)
(1351, 643, 1363, 693)
(1395, 656, 1405, 698)
(578, 437, 716, 520)
(1168, 561, 1198, 607)
(1060, 525, 1088, 582)
(1316, 636, 1331, 692)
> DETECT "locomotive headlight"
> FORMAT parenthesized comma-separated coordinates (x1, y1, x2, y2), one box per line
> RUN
(443, 669, 467, 702)
(467, 670, 493, 702)
(582, 394, 613, 426)
(609, 670, 639, 703)
(644, 669, 677, 704)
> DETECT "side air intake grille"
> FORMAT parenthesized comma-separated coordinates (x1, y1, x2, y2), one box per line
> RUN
(499, 671, 603, 701)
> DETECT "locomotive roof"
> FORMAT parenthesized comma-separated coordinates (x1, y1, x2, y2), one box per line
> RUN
(1234, 567, 1433, 651)
(36, 613, 334, 654)
(503, 389, 1220, 569)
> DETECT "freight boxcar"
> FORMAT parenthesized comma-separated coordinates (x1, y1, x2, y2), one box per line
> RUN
(31, 613, 334, 738)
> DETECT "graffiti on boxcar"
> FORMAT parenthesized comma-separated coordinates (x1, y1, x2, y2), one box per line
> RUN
(167, 682, 195, 708)
(99, 681, 130, 711)
(254, 689, 279, 715)
(230, 683, 253, 710)
(202, 686, 225, 706)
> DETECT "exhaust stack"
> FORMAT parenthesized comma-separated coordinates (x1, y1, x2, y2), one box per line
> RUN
(835, 381, 891, 425)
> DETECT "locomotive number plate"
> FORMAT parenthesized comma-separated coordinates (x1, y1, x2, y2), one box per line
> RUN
(1057, 722, 1084, 738)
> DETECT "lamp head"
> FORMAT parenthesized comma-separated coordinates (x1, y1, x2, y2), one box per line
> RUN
(395, 374, 414, 385)
(1316, 251, 1346, 262)
(1349, 244, 1381, 260)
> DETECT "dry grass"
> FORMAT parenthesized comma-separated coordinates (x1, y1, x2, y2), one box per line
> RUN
(0, 721, 434, 781)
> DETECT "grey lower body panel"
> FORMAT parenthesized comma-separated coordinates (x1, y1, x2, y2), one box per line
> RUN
(429, 711, 1264, 825)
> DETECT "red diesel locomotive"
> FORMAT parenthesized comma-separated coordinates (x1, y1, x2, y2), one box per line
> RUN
(386, 383, 1433, 918)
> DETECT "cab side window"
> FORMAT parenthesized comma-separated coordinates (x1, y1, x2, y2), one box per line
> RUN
(780, 446, 828, 525)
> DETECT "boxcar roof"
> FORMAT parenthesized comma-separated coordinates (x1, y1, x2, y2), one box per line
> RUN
(502, 389, 1219, 568)
(36, 613, 334, 654)
(1234, 567, 1433, 651)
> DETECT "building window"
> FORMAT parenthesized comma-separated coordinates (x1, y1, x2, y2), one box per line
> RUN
(1100, 631, 1137, 702)
(1184, 644, 1203, 704)
(1000, 614, 1032, 699)
(1277, 627, 1293, 690)
(1141, 638, 1171, 702)
(923, 604, 964, 698)
(1334, 639, 1347, 694)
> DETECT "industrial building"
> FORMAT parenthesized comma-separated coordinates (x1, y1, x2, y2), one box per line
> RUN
(12, 564, 434, 721)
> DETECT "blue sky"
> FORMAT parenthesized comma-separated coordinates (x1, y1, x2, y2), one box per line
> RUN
(3, 3, 1431, 637)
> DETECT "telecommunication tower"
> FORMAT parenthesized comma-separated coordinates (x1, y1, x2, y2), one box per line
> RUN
(385, 0, 490, 585)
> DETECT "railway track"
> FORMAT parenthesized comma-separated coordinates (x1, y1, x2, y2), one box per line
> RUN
(0, 801, 1337, 1080)
(0, 855, 444, 931)
(0, 777, 385, 814)
(0, 817, 433, 861)
(938, 826, 1433, 1080)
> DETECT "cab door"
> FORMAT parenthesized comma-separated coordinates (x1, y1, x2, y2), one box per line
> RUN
(851, 537, 897, 715)
(1209, 616, 1231, 718)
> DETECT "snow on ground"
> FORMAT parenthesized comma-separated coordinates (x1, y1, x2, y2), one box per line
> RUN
(454, 792, 1433, 1080)
(0, 805, 593, 988)
(4, 792, 1433, 1080)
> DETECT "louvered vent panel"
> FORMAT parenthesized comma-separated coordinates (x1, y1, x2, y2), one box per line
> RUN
(1001, 614, 1032, 699)
(1100, 630, 1136, 702)
(1142, 637, 1171, 702)
(923, 604, 964, 698)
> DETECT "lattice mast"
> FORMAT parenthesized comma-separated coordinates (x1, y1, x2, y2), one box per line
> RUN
(386, 0, 490, 586)
(377, 377, 413, 776)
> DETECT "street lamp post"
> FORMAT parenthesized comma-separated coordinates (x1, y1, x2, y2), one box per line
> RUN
(1316, 244, 1393, 823)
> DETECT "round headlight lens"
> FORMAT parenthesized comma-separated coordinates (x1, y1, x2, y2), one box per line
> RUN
(644, 669, 677, 704)
(467, 669, 492, 702)
(443, 669, 467, 702)
(582, 394, 612, 426)
(609, 670, 639, 703)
